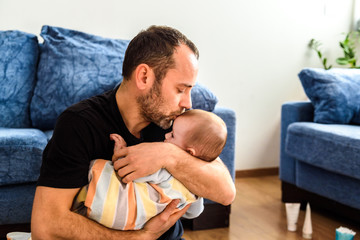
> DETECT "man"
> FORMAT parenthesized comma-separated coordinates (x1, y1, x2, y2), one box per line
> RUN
(31, 25, 235, 240)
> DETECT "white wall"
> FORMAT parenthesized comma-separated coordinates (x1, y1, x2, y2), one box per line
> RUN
(0, 0, 356, 171)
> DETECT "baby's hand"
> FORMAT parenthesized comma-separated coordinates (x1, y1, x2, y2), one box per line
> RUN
(110, 133, 127, 154)
(110, 134, 127, 182)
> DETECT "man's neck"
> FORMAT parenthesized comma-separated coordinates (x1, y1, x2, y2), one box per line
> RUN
(115, 83, 150, 138)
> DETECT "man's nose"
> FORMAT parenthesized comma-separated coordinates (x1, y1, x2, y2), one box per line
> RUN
(180, 92, 192, 110)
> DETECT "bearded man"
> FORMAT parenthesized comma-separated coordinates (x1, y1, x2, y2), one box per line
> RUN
(31, 25, 235, 240)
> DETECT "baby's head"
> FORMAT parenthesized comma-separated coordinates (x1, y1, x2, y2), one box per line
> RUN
(164, 109, 227, 162)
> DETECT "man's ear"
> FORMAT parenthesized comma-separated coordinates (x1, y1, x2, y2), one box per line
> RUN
(134, 64, 154, 91)
(186, 147, 196, 156)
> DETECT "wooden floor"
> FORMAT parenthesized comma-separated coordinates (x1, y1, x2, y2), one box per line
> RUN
(183, 176, 360, 240)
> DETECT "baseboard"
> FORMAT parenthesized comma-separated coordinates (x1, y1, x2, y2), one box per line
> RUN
(235, 167, 279, 178)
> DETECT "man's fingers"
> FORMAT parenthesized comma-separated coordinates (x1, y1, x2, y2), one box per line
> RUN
(112, 148, 128, 163)
(160, 201, 191, 227)
(118, 170, 139, 183)
(142, 199, 182, 239)
(113, 158, 127, 170)
(160, 199, 180, 219)
(169, 203, 191, 220)
(113, 159, 141, 183)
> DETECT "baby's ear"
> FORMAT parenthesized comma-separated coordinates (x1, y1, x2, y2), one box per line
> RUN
(186, 147, 196, 156)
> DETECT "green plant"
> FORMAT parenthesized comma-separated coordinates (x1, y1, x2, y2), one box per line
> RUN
(309, 30, 360, 69)
(309, 39, 332, 70)
(336, 31, 360, 68)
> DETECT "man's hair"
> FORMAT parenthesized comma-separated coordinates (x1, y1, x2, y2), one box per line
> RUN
(122, 25, 199, 82)
(182, 109, 227, 162)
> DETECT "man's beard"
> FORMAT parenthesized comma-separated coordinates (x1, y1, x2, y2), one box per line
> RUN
(137, 83, 184, 129)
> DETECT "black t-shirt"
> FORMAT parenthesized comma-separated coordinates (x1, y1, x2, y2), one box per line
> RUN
(37, 86, 169, 188)
(37, 86, 184, 239)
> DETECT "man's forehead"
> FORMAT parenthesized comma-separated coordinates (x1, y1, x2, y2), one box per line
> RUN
(161, 68, 196, 86)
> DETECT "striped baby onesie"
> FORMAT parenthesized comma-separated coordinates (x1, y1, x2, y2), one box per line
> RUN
(72, 159, 204, 230)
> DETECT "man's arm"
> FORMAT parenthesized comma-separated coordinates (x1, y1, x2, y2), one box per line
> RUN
(165, 144, 236, 206)
(31, 186, 188, 240)
(112, 142, 236, 205)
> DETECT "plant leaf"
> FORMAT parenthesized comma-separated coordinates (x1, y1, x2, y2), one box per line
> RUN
(336, 58, 349, 65)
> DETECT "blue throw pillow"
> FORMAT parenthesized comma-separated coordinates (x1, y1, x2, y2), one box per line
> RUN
(191, 83, 218, 111)
(0, 30, 39, 128)
(30, 26, 130, 130)
(299, 68, 360, 124)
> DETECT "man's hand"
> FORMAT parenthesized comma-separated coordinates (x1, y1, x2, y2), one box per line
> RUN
(112, 142, 172, 183)
(141, 199, 191, 240)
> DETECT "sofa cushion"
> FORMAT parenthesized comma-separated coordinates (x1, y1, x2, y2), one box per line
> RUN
(0, 30, 39, 128)
(30, 26, 130, 130)
(298, 68, 360, 124)
(43, 130, 54, 141)
(0, 128, 48, 186)
(191, 83, 218, 111)
(285, 122, 360, 180)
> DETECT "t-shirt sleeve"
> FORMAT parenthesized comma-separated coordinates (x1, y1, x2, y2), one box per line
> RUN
(37, 111, 94, 188)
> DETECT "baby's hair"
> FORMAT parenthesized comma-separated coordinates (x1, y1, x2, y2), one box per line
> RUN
(181, 109, 227, 162)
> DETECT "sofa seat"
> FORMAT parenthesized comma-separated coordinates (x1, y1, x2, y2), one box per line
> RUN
(286, 122, 360, 180)
(0, 184, 36, 224)
(296, 161, 360, 210)
(0, 128, 47, 186)
(280, 101, 360, 221)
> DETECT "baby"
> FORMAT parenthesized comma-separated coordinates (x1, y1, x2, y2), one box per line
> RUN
(71, 109, 228, 230)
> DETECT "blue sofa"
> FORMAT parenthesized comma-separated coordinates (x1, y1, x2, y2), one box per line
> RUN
(280, 68, 360, 223)
(0, 26, 236, 236)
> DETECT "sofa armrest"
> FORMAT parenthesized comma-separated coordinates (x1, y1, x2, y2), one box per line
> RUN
(202, 107, 236, 205)
(212, 106, 236, 182)
(182, 106, 236, 230)
(280, 101, 314, 184)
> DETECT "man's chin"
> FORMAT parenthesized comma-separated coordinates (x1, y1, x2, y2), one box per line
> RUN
(157, 119, 174, 130)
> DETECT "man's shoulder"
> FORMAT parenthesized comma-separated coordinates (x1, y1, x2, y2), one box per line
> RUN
(63, 88, 115, 119)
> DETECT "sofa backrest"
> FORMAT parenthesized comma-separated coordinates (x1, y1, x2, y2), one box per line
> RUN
(0, 30, 39, 128)
(2, 26, 218, 131)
